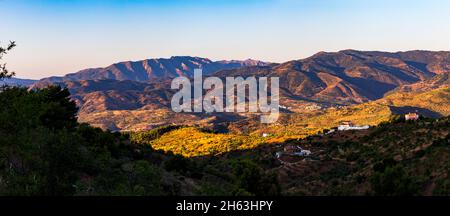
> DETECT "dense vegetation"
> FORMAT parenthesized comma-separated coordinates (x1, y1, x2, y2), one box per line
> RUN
(127, 114, 450, 196)
(273, 116, 450, 195)
(0, 86, 280, 195)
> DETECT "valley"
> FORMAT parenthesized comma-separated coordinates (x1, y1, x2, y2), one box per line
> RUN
(2, 50, 449, 196)
(30, 51, 450, 136)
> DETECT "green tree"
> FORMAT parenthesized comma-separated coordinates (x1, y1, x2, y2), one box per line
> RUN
(370, 164, 419, 196)
(0, 86, 86, 195)
(36, 86, 78, 130)
(231, 159, 280, 196)
(0, 41, 16, 80)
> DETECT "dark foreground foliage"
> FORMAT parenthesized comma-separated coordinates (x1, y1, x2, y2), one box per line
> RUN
(0, 86, 280, 195)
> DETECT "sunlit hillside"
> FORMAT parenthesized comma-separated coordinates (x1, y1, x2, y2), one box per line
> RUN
(145, 127, 271, 157)
(146, 86, 449, 157)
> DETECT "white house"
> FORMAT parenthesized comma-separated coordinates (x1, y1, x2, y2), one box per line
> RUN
(405, 113, 419, 121)
(337, 121, 370, 131)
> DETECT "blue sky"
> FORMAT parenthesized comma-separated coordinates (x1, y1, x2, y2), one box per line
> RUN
(1, 0, 450, 79)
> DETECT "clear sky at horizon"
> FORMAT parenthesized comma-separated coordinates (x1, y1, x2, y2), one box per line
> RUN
(1, 0, 450, 79)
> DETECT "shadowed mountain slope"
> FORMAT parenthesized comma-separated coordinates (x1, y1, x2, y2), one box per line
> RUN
(214, 50, 450, 104)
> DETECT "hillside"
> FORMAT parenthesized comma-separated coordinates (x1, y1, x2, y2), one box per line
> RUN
(28, 50, 450, 132)
(0, 86, 280, 196)
(1, 82, 449, 196)
(272, 116, 450, 195)
(142, 82, 449, 157)
(131, 115, 450, 195)
(227, 77, 449, 142)
(65, 74, 449, 133)
(215, 50, 449, 104)
(389, 73, 450, 93)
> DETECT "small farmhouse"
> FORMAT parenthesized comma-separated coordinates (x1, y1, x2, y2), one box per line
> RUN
(337, 121, 370, 131)
(405, 113, 419, 121)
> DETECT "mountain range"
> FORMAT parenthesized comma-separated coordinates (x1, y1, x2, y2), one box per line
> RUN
(29, 50, 450, 131)
(215, 50, 449, 103)
(32, 56, 270, 87)
(1, 77, 36, 87)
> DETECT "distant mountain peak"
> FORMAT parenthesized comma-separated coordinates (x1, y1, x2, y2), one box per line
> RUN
(217, 58, 270, 66)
